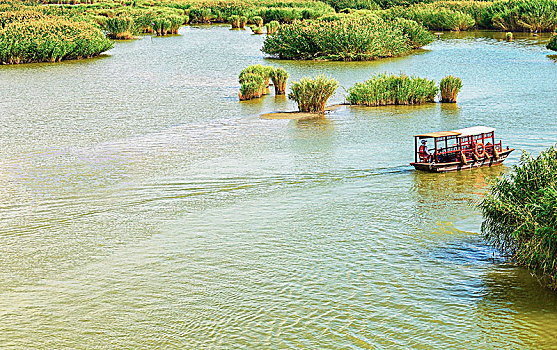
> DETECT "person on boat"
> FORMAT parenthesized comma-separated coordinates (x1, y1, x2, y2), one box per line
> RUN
(419, 139, 433, 163)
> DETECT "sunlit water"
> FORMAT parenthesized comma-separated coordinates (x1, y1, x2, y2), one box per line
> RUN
(1, 26, 557, 348)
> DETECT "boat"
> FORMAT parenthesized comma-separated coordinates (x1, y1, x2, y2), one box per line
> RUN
(410, 126, 514, 172)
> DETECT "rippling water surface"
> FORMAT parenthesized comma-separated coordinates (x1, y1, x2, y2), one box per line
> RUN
(1, 27, 557, 348)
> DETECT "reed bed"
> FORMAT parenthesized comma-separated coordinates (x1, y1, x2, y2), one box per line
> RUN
(385, 4, 475, 31)
(288, 74, 338, 113)
(105, 16, 135, 39)
(0, 15, 112, 64)
(479, 146, 557, 289)
(547, 33, 557, 50)
(262, 15, 433, 61)
(347, 73, 438, 106)
(439, 75, 462, 103)
(270, 67, 288, 94)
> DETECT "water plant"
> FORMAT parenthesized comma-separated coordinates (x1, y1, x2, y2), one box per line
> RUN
(229, 14, 240, 28)
(479, 145, 557, 289)
(439, 75, 462, 103)
(548, 33, 557, 50)
(239, 73, 266, 100)
(265, 20, 280, 34)
(262, 16, 433, 61)
(152, 17, 171, 36)
(347, 73, 438, 106)
(251, 15, 263, 27)
(506, 31, 513, 41)
(239, 15, 247, 28)
(250, 25, 263, 34)
(270, 67, 288, 94)
(239, 64, 273, 87)
(0, 15, 113, 64)
(385, 4, 475, 31)
(104, 16, 135, 39)
(288, 74, 339, 113)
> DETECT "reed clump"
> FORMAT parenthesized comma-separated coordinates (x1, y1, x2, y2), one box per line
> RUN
(479, 146, 557, 290)
(229, 14, 240, 28)
(347, 73, 438, 106)
(0, 13, 112, 64)
(548, 33, 557, 50)
(105, 16, 135, 39)
(270, 67, 288, 94)
(265, 20, 279, 34)
(239, 15, 247, 28)
(505, 31, 513, 41)
(439, 75, 462, 103)
(251, 15, 263, 27)
(250, 25, 263, 34)
(239, 73, 266, 100)
(238, 64, 275, 100)
(288, 74, 339, 113)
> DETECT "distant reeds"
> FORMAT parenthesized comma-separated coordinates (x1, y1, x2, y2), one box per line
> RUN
(347, 73, 438, 106)
(262, 16, 433, 61)
(439, 75, 462, 103)
(288, 74, 338, 113)
(270, 67, 288, 94)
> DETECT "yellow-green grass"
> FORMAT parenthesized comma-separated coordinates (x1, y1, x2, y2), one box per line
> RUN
(288, 74, 338, 113)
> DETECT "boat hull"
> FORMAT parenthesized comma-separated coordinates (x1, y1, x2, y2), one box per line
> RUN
(410, 149, 514, 173)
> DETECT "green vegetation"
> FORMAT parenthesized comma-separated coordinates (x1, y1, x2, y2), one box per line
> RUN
(288, 74, 339, 113)
(262, 15, 434, 61)
(270, 67, 289, 94)
(238, 64, 275, 100)
(239, 15, 247, 28)
(506, 31, 513, 41)
(385, 4, 475, 31)
(0, 11, 112, 64)
(265, 20, 280, 34)
(239, 73, 266, 100)
(347, 73, 438, 106)
(104, 16, 135, 39)
(230, 14, 240, 28)
(250, 25, 263, 34)
(480, 146, 557, 289)
(548, 34, 557, 50)
(252, 15, 263, 27)
(439, 75, 462, 103)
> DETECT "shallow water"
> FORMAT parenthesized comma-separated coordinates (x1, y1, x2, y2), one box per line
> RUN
(1, 26, 556, 348)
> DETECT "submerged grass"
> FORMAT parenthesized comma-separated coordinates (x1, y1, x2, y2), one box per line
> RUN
(347, 73, 438, 106)
(288, 74, 338, 113)
(479, 146, 557, 290)
(439, 75, 462, 103)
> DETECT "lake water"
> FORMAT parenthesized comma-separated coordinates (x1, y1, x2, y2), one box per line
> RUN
(1, 26, 557, 348)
